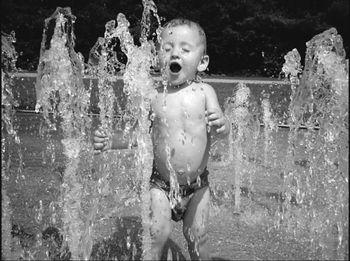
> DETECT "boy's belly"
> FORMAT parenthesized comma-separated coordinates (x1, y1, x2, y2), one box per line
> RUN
(152, 133, 209, 185)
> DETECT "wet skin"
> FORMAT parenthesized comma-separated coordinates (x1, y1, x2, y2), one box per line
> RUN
(151, 82, 212, 185)
(93, 23, 229, 260)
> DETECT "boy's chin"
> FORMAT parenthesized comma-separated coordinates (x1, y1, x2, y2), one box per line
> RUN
(166, 75, 182, 86)
(168, 75, 194, 87)
(169, 79, 185, 87)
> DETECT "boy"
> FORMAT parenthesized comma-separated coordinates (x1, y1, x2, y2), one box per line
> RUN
(94, 18, 230, 260)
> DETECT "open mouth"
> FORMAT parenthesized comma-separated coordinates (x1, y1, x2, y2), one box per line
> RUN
(169, 62, 182, 73)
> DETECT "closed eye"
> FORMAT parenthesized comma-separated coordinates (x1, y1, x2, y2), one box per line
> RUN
(163, 43, 172, 52)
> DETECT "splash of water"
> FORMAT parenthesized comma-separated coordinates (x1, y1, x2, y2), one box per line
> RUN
(86, 28, 122, 261)
(1, 30, 21, 260)
(2, 31, 20, 139)
(35, 7, 92, 260)
(109, 10, 159, 261)
(281, 27, 348, 259)
(224, 83, 256, 213)
(5, 3, 349, 259)
(88, 0, 160, 259)
(261, 95, 278, 165)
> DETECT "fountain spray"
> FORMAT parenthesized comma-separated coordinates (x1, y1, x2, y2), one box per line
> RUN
(35, 7, 92, 260)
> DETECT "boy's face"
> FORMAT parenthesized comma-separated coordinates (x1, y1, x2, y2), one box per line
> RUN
(159, 24, 209, 86)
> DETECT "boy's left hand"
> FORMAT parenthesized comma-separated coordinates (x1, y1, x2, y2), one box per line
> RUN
(205, 109, 228, 134)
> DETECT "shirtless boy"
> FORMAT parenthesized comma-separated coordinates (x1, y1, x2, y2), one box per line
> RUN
(94, 18, 230, 260)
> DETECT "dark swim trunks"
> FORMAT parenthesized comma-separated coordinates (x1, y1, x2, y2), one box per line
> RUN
(150, 165, 209, 222)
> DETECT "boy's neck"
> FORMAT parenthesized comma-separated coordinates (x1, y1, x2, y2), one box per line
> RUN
(170, 81, 191, 89)
(168, 77, 201, 90)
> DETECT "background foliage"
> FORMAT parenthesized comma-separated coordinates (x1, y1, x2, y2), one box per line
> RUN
(2, 0, 349, 77)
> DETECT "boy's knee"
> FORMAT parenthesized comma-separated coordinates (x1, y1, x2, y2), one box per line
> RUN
(183, 226, 207, 243)
(151, 221, 171, 244)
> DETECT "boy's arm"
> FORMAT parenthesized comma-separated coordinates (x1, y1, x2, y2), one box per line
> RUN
(93, 121, 138, 154)
(94, 109, 154, 153)
(203, 83, 230, 136)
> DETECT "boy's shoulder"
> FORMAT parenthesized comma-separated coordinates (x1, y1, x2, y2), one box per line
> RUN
(193, 81, 216, 95)
(193, 81, 214, 90)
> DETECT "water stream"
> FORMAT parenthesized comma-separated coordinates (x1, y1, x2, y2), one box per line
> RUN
(1, 2, 348, 260)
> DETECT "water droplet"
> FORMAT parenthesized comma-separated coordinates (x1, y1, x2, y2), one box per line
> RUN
(196, 175, 201, 187)
(187, 176, 191, 186)
(126, 235, 131, 249)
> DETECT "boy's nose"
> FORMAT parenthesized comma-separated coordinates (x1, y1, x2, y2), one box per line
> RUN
(171, 48, 180, 59)
(171, 53, 180, 59)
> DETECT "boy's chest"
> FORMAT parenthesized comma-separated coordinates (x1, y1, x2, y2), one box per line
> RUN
(152, 89, 206, 121)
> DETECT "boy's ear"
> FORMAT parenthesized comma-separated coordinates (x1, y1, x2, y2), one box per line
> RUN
(197, 55, 209, 72)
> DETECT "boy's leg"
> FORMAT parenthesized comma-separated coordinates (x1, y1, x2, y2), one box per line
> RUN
(149, 187, 172, 260)
(183, 186, 210, 260)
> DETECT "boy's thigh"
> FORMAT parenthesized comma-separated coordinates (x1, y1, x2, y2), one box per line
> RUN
(183, 186, 210, 232)
(149, 187, 172, 224)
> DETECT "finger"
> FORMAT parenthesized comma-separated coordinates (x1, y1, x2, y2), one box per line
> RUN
(94, 149, 102, 155)
(208, 112, 223, 121)
(216, 125, 225, 133)
(94, 143, 105, 150)
(208, 114, 218, 121)
(206, 108, 220, 115)
(94, 136, 109, 142)
(209, 118, 224, 127)
(93, 137, 104, 144)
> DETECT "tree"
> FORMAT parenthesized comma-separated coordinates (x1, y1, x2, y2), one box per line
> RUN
(2, 0, 348, 76)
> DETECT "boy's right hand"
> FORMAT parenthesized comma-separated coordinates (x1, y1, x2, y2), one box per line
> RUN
(93, 127, 111, 154)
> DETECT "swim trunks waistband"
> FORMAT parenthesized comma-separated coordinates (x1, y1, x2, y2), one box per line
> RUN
(150, 166, 209, 198)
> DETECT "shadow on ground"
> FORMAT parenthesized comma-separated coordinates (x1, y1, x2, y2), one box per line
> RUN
(91, 216, 187, 260)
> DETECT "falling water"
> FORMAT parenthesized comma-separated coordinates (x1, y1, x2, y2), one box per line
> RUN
(85, 20, 122, 261)
(232, 83, 249, 213)
(261, 95, 278, 166)
(87, 0, 161, 259)
(224, 83, 261, 213)
(35, 7, 92, 260)
(219, 27, 348, 259)
(280, 27, 348, 259)
(2, 1, 349, 259)
(1, 31, 21, 260)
